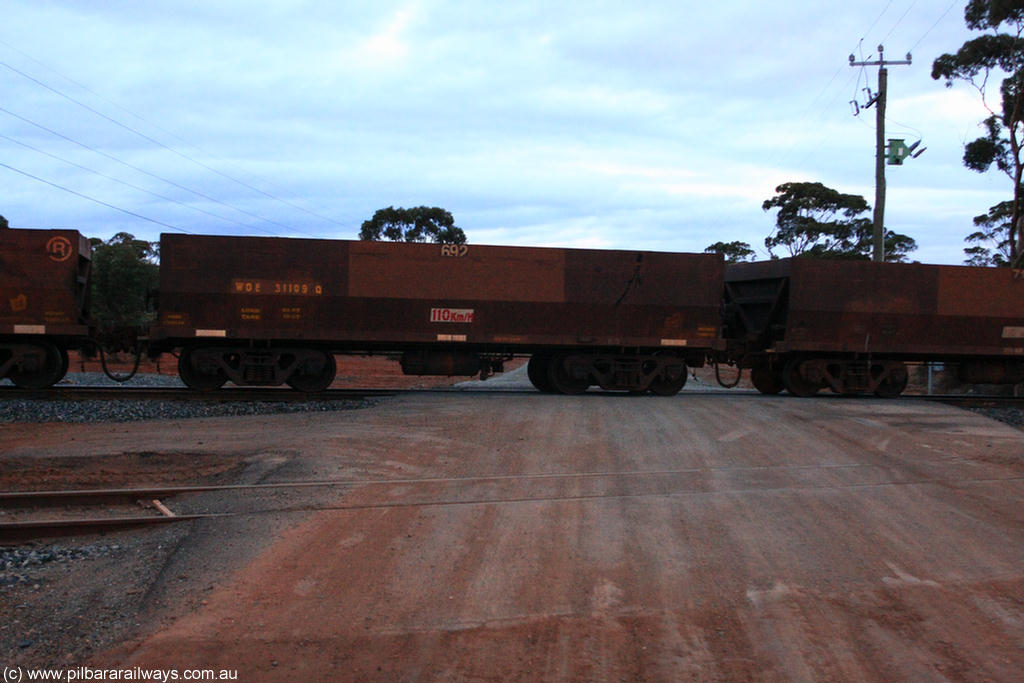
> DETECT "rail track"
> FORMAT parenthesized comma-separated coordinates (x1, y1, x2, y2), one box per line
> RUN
(0, 385, 398, 402)
(1, 383, 1021, 403)
(0, 480, 351, 542)
(5, 456, 1024, 543)
(0, 384, 576, 402)
(921, 394, 1024, 408)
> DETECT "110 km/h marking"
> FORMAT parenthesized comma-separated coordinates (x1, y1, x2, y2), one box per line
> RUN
(430, 308, 474, 323)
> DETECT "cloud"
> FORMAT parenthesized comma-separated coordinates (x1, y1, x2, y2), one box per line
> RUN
(353, 4, 418, 65)
(0, 1, 1005, 264)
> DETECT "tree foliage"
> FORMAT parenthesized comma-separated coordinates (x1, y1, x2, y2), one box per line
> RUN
(932, 0, 1024, 266)
(89, 232, 159, 329)
(762, 182, 916, 262)
(965, 199, 1016, 265)
(359, 206, 466, 244)
(0, 215, 8, 229)
(704, 241, 755, 263)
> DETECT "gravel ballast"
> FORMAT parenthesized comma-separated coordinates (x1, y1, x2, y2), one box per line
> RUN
(0, 373, 375, 423)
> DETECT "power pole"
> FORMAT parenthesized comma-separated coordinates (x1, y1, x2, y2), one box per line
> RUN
(849, 45, 911, 262)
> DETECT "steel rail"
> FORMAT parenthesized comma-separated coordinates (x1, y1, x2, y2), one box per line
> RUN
(0, 386, 396, 402)
(5, 471, 1023, 543)
(0, 514, 222, 543)
(1, 383, 1020, 402)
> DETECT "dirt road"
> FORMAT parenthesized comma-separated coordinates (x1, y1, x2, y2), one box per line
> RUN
(6, 381, 1023, 681)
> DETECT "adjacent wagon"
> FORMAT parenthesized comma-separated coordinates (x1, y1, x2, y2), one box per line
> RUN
(0, 228, 92, 388)
(723, 258, 1024, 396)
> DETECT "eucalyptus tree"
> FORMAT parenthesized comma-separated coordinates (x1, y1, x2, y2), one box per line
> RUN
(704, 240, 756, 263)
(932, 0, 1024, 266)
(359, 206, 466, 245)
(762, 181, 916, 261)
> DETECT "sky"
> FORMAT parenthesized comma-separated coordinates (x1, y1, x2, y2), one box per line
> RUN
(0, 0, 1012, 264)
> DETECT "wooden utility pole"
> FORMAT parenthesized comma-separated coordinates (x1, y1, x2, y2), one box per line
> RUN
(850, 45, 911, 262)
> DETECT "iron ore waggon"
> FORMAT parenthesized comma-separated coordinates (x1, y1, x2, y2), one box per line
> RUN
(723, 258, 1024, 396)
(6, 225, 1024, 397)
(0, 228, 91, 388)
(147, 234, 725, 394)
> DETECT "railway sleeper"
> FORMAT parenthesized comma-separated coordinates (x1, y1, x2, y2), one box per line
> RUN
(179, 346, 336, 392)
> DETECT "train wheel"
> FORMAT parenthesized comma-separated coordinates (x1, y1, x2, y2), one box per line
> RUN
(9, 343, 65, 389)
(750, 366, 784, 395)
(178, 348, 227, 391)
(874, 362, 908, 398)
(546, 353, 589, 395)
(649, 363, 688, 396)
(527, 353, 555, 393)
(783, 359, 820, 397)
(287, 351, 337, 392)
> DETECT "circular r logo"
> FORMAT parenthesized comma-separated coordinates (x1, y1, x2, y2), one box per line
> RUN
(46, 236, 73, 262)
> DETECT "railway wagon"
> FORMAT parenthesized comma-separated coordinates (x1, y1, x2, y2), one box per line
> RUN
(149, 234, 724, 394)
(724, 258, 1024, 396)
(0, 228, 92, 388)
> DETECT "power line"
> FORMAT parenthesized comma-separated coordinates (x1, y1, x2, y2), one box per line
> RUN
(880, 0, 919, 46)
(0, 36, 347, 227)
(860, 1, 896, 43)
(0, 133, 278, 236)
(1, 58, 347, 235)
(0, 105, 319, 237)
(769, 4, 913, 174)
(0, 161, 188, 234)
(909, 0, 960, 54)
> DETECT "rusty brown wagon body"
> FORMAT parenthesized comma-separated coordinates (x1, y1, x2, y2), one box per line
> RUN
(149, 235, 725, 394)
(724, 258, 1024, 396)
(0, 228, 91, 388)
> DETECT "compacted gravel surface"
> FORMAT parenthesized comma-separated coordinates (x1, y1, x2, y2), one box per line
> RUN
(2, 370, 1021, 680)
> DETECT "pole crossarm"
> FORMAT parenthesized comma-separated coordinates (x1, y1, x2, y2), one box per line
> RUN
(849, 58, 912, 67)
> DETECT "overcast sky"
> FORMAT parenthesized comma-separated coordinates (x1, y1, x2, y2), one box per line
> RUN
(0, 1, 1009, 263)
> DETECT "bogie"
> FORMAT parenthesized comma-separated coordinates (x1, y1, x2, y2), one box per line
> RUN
(6, 343, 68, 389)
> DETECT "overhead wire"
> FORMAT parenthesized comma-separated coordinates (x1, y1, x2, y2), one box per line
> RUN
(0, 36, 350, 228)
(763, 1, 947, 227)
(0, 59, 347, 236)
(0, 133, 279, 236)
(726, 1, 964, 256)
(880, 0, 919, 46)
(702, 7, 895, 255)
(875, 1, 963, 156)
(861, 0, 896, 42)
(908, 0, 960, 55)
(0, 105, 317, 237)
(0, 161, 188, 233)
(2, 5, 965, 252)
(807, 0, 956, 161)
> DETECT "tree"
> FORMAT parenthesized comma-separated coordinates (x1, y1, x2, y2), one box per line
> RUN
(0, 215, 8, 229)
(359, 206, 466, 244)
(89, 232, 159, 329)
(965, 199, 1016, 265)
(932, 0, 1024, 266)
(704, 240, 755, 263)
(762, 181, 916, 261)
